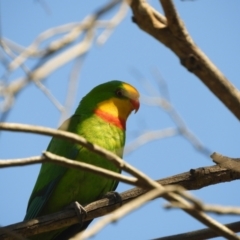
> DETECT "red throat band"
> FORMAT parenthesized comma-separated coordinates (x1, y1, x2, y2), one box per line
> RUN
(94, 109, 126, 130)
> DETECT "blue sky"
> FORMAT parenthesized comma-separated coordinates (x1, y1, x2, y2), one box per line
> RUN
(1, 0, 240, 239)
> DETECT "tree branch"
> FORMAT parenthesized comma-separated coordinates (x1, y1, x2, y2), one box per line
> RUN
(0, 122, 132, 174)
(1, 164, 240, 239)
(0, 152, 138, 186)
(154, 221, 240, 240)
(1, 122, 239, 239)
(130, 0, 240, 120)
(0, 0, 125, 115)
(211, 152, 240, 173)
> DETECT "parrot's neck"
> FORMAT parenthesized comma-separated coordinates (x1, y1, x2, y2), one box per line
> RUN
(94, 109, 126, 130)
(92, 97, 132, 130)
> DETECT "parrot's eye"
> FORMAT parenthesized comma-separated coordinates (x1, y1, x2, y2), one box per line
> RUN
(115, 89, 123, 97)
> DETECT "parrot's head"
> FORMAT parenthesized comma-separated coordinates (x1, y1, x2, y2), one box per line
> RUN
(78, 80, 140, 129)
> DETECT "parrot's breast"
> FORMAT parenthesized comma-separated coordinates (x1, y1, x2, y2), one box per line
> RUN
(42, 114, 125, 214)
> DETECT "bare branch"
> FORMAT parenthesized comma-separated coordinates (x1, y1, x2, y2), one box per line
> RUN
(142, 95, 211, 156)
(33, 80, 64, 112)
(166, 202, 240, 216)
(1, 164, 240, 239)
(0, 0, 126, 115)
(211, 152, 240, 173)
(131, 69, 211, 157)
(6, 0, 122, 71)
(130, 0, 240, 120)
(0, 152, 138, 186)
(154, 221, 240, 240)
(79, 185, 222, 240)
(125, 128, 178, 155)
(77, 187, 168, 239)
(0, 122, 130, 172)
(97, 1, 128, 45)
(0, 122, 239, 239)
(59, 57, 83, 124)
(0, 122, 170, 186)
(0, 226, 25, 240)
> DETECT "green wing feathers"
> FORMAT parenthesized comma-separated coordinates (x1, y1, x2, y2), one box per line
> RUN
(24, 116, 82, 220)
(24, 114, 124, 220)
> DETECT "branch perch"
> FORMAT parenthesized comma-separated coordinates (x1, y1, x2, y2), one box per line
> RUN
(1, 122, 240, 239)
(1, 164, 240, 239)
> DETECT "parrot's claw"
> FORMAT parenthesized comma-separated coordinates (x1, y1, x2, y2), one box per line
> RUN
(103, 191, 122, 206)
(67, 201, 87, 225)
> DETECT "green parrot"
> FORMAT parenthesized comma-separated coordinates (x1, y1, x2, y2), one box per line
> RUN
(24, 80, 140, 239)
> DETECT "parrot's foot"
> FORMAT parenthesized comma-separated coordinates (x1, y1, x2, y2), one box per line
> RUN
(103, 191, 122, 206)
(67, 201, 87, 225)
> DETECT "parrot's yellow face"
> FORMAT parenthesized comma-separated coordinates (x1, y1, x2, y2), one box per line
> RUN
(94, 82, 140, 129)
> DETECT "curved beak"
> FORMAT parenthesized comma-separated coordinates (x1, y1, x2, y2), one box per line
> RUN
(130, 98, 140, 113)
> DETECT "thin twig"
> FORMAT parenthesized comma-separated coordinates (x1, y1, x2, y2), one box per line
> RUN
(34, 80, 64, 112)
(142, 94, 212, 156)
(154, 221, 240, 240)
(131, 69, 211, 157)
(166, 203, 240, 216)
(97, 1, 128, 45)
(0, 0, 125, 115)
(59, 57, 84, 124)
(0, 152, 138, 186)
(125, 128, 178, 155)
